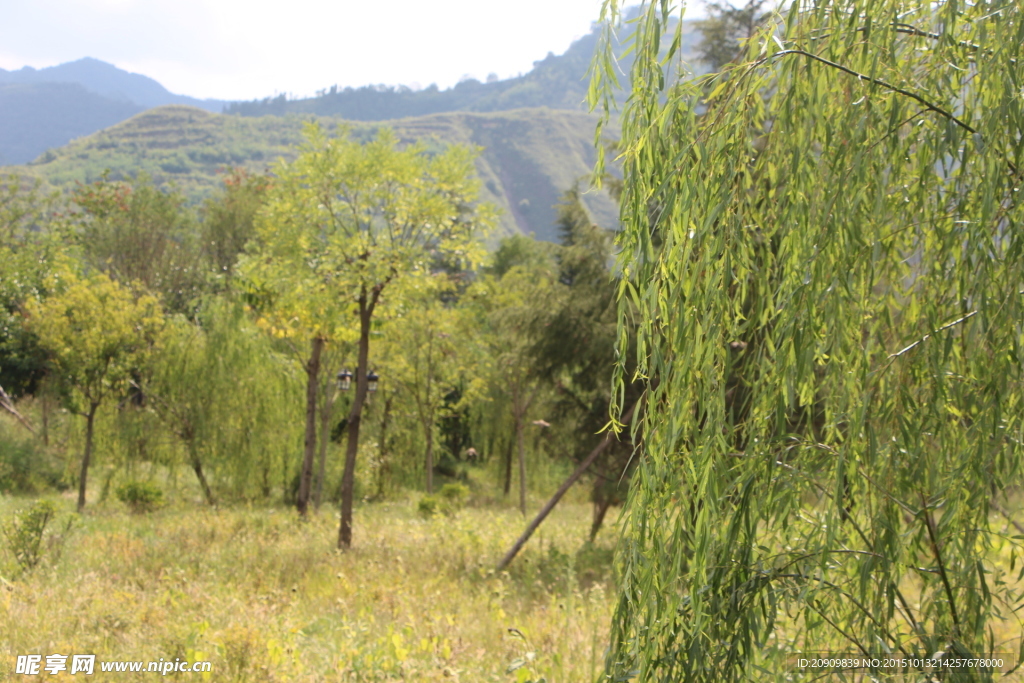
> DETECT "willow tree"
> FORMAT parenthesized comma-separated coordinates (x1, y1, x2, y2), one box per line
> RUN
(593, 0, 1024, 680)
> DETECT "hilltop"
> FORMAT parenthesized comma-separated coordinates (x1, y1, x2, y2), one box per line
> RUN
(15, 105, 618, 242)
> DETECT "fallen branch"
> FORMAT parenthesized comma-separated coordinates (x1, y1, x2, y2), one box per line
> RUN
(496, 400, 638, 572)
(0, 383, 35, 435)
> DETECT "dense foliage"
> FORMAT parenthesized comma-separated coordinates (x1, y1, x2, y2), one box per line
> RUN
(594, 0, 1024, 679)
(0, 122, 630, 556)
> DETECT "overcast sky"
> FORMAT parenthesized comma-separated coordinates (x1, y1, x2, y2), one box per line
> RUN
(0, 0, 685, 101)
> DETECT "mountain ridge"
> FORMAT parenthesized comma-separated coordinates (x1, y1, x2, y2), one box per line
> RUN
(0, 57, 228, 111)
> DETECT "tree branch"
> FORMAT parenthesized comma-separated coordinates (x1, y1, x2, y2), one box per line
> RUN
(0, 383, 36, 435)
(769, 49, 976, 134)
(496, 399, 638, 571)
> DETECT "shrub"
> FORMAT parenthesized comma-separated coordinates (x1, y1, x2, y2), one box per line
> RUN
(2, 499, 73, 573)
(419, 484, 470, 519)
(0, 432, 65, 494)
(115, 481, 164, 513)
(417, 495, 440, 519)
(438, 482, 469, 511)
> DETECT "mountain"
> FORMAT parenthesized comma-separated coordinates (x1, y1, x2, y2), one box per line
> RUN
(0, 58, 228, 165)
(13, 105, 618, 242)
(0, 58, 227, 111)
(0, 82, 144, 166)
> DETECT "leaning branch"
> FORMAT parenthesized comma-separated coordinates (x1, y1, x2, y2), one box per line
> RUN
(0, 383, 36, 435)
(495, 399, 638, 572)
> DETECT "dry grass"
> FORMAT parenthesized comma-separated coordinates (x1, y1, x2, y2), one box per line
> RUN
(0, 496, 618, 682)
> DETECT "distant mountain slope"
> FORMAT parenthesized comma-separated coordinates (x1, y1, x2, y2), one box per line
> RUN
(226, 20, 703, 120)
(0, 58, 228, 164)
(0, 58, 227, 111)
(14, 105, 617, 242)
(0, 82, 144, 165)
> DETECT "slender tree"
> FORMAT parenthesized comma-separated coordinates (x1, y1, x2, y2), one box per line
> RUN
(26, 271, 163, 512)
(245, 123, 492, 546)
(594, 0, 1024, 679)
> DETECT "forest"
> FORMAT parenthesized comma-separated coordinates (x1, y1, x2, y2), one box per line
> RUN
(3, 0, 1024, 681)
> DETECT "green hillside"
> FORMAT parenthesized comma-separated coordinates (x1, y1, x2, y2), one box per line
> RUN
(14, 105, 617, 241)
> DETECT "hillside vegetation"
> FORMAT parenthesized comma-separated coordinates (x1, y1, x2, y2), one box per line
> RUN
(14, 105, 617, 241)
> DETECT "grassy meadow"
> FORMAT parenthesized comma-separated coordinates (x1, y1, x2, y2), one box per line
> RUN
(0, 488, 618, 682)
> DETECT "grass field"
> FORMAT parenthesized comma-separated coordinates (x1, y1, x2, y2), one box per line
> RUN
(0, 495, 618, 682)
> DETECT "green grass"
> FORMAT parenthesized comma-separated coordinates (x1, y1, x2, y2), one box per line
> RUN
(0, 493, 618, 682)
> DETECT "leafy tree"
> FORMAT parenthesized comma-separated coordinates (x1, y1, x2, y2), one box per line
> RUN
(696, 1, 772, 71)
(0, 173, 55, 246)
(147, 299, 298, 505)
(26, 271, 163, 511)
(476, 240, 557, 513)
(594, 0, 1024, 679)
(71, 173, 205, 315)
(200, 168, 270, 282)
(385, 283, 481, 493)
(0, 176, 63, 402)
(245, 123, 493, 546)
(533, 187, 642, 539)
(240, 234, 349, 518)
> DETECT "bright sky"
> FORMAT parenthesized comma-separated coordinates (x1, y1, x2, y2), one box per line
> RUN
(0, 0, 640, 102)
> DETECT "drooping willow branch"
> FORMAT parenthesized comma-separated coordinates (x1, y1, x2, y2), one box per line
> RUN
(764, 49, 975, 134)
(761, 48, 1021, 178)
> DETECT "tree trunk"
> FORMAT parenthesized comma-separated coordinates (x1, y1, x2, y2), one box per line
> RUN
(339, 295, 373, 549)
(496, 400, 637, 571)
(503, 435, 513, 496)
(516, 413, 526, 515)
(314, 380, 335, 512)
(77, 402, 99, 513)
(425, 423, 434, 494)
(376, 394, 393, 499)
(297, 336, 324, 516)
(590, 496, 612, 542)
(189, 442, 216, 506)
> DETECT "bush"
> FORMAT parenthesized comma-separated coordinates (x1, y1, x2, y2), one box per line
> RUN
(2, 499, 73, 574)
(417, 495, 440, 519)
(0, 431, 65, 494)
(116, 481, 164, 513)
(438, 482, 469, 511)
(418, 483, 470, 519)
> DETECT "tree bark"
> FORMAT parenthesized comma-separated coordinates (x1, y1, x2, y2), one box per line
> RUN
(375, 393, 393, 499)
(516, 414, 527, 515)
(425, 423, 434, 494)
(77, 402, 100, 513)
(503, 435, 514, 496)
(496, 400, 637, 571)
(189, 442, 216, 506)
(297, 336, 325, 516)
(590, 497, 612, 542)
(339, 292, 374, 549)
(314, 380, 335, 512)
(0, 383, 35, 436)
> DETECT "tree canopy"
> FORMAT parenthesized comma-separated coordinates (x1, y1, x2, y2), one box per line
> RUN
(594, 0, 1024, 679)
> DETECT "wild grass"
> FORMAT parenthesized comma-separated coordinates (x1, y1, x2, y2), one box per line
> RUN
(0, 493, 618, 682)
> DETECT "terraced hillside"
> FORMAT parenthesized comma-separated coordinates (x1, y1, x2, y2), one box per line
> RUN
(14, 105, 617, 241)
